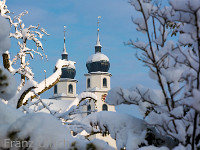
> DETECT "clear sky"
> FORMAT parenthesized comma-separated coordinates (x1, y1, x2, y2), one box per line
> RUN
(6, 0, 158, 102)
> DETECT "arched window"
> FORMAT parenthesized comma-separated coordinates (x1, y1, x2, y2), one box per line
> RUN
(87, 104, 91, 115)
(68, 84, 73, 93)
(103, 78, 107, 87)
(87, 78, 90, 88)
(54, 85, 57, 94)
(102, 104, 108, 111)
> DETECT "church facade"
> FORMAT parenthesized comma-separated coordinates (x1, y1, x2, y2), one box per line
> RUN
(51, 21, 116, 148)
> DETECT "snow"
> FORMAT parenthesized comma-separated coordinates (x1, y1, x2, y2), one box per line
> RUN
(138, 146, 169, 150)
(30, 99, 73, 113)
(0, 66, 17, 100)
(191, 89, 200, 112)
(170, 0, 200, 12)
(8, 80, 36, 107)
(23, 59, 74, 104)
(172, 144, 191, 150)
(0, 15, 10, 54)
(66, 60, 76, 69)
(59, 92, 98, 120)
(2, 0, 200, 149)
(66, 92, 97, 111)
(0, 101, 23, 125)
(106, 85, 165, 111)
(160, 67, 183, 83)
(87, 53, 109, 63)
(0, 101, 114, 149)
(73, 111, 147, 150)
(8, 112, 72, 149)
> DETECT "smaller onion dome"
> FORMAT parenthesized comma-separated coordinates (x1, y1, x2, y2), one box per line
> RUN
(60, 26, 76, 79)
(61, 64, 76, 79)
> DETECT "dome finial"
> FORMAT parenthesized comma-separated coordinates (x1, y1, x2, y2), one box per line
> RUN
(95, 16, 102, 53)
(96, 16, 102, 47)
(62, 26, 68, 60)
(63, 26, 67, 54)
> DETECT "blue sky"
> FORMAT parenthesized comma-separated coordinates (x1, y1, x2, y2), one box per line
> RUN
(6, 0, 158, 100)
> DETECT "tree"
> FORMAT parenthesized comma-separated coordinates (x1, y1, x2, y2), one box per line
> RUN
(67, 0, 200, 149)
(0, 0, 74, 109)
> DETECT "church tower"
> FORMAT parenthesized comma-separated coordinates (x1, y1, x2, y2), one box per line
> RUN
(85, 17, 114, 112)
(52, 26, 78, 101)
(84, 17, 116, 148)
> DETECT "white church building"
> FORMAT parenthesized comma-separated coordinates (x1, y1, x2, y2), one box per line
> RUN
(48, 21, 116, 147)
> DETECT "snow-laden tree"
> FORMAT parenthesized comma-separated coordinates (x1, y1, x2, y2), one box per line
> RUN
(0, 0, 72, 110)
(64, 0, 200, 150)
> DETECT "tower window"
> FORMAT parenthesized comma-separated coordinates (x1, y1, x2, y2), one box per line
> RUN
(68, 84, 73, 93)
(87, 104, 91, 115)
(102, 104, 108, 111)
(87, 78, 91, 88)
(54, 85, 57, 94)
(103, 78, 107, 87)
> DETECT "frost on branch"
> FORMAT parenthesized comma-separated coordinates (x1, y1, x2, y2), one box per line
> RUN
(0, 4, 49, 92)
(9, 17, 49, 87)
(0, 0, 11, 21)
(14, 59, 74, 108)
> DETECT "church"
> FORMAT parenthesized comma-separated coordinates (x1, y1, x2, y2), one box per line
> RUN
(47, 19, 116, 147)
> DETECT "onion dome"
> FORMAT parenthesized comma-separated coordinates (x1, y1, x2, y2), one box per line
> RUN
(86, 17, 110, 73)
(60, 26, 76, 79)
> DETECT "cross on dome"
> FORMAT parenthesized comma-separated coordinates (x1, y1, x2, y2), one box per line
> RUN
(96, 16, 102, 48)
(63, 26, 68, 55)
(62, 26, 68, 60)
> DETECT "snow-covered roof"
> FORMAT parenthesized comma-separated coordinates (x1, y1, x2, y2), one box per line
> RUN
(68, 61, 76, 69)
(61, 60, 76, 69)
(87, 53, 109, 63)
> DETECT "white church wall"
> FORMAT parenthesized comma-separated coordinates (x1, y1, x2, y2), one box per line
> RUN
(85, 73, 111, 91)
